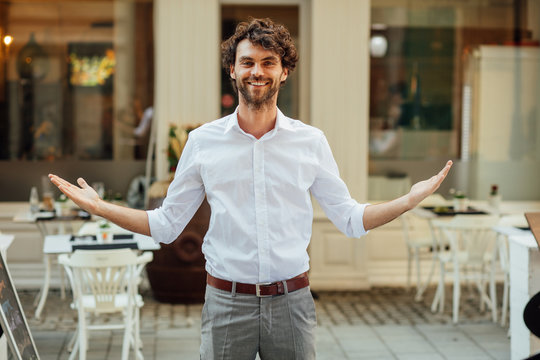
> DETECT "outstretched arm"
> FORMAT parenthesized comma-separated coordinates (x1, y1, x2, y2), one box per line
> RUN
(362, 160, 453, 231)
(48, 174, 151, 236)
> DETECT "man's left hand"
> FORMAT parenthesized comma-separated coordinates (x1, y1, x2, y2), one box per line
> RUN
(407, 160, 453, 209)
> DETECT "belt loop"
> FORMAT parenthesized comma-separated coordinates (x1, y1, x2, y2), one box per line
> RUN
(282, 280, 289, 295)
(231, 281, 237, 297)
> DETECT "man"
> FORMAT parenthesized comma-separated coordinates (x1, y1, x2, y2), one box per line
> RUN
(50, 18, 452, 360)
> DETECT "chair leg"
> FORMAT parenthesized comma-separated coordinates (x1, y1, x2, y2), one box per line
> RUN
(501, 275, 509, 327)
(416, 252, 437, 302)
(135, 307, 144, 360)
(452, 265, 461, 324)
(414, 249, 422, 294)
(122, 312, 133, 360)
(432, 262, 445, 313)
(67, 335, 79, 360)
(407, 249, 413, 291)
(76, 311, 87, 360)
(78, 327, 87, 360)
(59, 263, 66, 300)
(489, 268, 498, 323)
(479, 265, 486, 312)
(67, 328, 78, 353)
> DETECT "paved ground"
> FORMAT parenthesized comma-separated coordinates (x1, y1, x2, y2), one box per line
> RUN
(19, 285, 510, 359)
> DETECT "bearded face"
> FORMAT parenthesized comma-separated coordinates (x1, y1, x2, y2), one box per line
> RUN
(231, 39, 288, 111)
(235, 74, 282, 111)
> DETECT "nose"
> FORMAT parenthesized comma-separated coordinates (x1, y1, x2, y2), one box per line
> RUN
(251, 63, 264, 77)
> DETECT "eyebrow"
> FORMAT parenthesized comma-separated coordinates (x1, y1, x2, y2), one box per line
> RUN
(238, 55, 279, 62)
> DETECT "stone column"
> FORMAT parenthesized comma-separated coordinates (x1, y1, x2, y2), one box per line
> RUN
(309, 0, 371, 290)
(310, 0, 370, 202)
(114, 0, 136, 160)
(153, 0, 220, 180)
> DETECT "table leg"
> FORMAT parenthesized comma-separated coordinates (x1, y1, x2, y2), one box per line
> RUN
(34, 253, 52, 319)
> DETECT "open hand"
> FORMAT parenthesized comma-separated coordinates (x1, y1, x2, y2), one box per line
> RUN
(408, 160, 453, 208)
(48, 174, 101, 215)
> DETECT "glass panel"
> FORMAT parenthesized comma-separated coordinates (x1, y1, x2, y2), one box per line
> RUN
(0, 0, 154, 161)
(369, 1, 520, 161)
(369, 0, 540, 200)
(370, 25, 456, 160)
(220, 5, 299, 119)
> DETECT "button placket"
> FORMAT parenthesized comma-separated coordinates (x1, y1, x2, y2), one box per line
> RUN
(253, 141, 270, 282)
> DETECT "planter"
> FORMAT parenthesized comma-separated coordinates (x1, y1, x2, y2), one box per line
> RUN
(453, 197, 469, 212)
(146, 193, 210, 303)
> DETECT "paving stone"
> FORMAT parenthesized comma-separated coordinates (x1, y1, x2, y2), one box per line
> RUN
(18, 286, 511, 359)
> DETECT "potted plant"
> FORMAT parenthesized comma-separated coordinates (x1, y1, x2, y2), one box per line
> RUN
(450, 189, 468, 212)
(488, 184, 501, 212)
(98, 220, 112, 243)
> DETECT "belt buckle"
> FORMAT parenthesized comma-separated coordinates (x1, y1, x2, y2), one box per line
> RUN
(255, 282, 272, 297)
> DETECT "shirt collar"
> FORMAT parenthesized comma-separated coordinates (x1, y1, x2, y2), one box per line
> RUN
(224, 106, 294, 134)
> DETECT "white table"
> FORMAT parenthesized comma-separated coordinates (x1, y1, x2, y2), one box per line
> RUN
(43, 233, 160, 254)
(35, 233, 160, 321)
(13, 211, 89, 238)
(410, 202, 540, 301)
(508, 232, 540, 360)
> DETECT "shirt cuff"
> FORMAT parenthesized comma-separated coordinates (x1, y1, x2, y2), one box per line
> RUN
(349, 202, 370, 238)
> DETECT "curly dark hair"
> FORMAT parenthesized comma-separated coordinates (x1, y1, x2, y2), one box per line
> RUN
(221, 18, 299, 92)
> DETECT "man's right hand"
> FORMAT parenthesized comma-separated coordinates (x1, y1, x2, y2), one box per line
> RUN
(49, 173, 151, 236)
(49, 174, 101, 215)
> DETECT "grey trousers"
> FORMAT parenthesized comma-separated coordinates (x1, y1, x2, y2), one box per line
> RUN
(200, 283, 317, 360)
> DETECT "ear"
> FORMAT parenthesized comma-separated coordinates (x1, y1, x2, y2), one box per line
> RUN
(280, 68, 288, 82)
(230, 65, 236, 80)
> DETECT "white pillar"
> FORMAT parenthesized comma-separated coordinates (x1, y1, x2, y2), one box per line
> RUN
(114, 0, 136, 160)
(309, 0, 371, 290)
(310, 0, 370, 202)
(154, 0, 220, 180)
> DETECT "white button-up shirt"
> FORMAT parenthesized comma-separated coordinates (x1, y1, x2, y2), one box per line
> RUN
(147, 108, 368, 283)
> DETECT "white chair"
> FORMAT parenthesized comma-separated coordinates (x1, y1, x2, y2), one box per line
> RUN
(401, 193, 447, 300)
(430, 215, 500, 323)
(59, 248, 153, 360)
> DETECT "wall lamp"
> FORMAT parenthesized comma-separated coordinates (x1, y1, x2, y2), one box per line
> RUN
(370, 24, 388, 58)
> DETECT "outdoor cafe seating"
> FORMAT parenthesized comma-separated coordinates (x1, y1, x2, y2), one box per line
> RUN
(59, 248, 153, 360)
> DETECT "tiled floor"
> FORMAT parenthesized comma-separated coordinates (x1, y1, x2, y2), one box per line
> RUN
(20, 285, 510, 359)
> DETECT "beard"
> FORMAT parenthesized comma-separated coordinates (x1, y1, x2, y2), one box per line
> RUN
(236, 76, 281, 111)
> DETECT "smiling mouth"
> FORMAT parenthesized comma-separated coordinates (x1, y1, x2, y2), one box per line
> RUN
(247, 80, 270, 87)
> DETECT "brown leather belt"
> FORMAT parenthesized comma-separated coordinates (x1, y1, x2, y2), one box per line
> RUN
(207, 272, 309, 297)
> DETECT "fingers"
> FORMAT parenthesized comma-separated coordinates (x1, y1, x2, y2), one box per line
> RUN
(431, 160, 453, 189)
(435, 160, 453, 181)
(49, 174, 89, 195)
(77, 177, 90, 189)
(49, 174, 72, 189)
(436, 160, 451, 176)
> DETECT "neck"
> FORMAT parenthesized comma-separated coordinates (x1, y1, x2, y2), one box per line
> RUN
(236, 97, 278, 139)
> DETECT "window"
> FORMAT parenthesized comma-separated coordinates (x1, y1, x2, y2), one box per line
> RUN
(369, 0, 523, 161)
(0, 0, 154, 161)
(369, 0, 540, 200)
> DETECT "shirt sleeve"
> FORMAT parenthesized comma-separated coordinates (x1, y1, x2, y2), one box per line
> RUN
(310, 133, 369, 238)
(146, 132, 205, 244)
